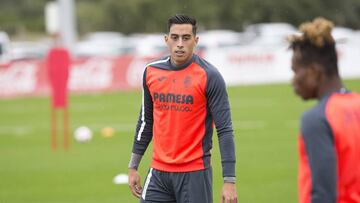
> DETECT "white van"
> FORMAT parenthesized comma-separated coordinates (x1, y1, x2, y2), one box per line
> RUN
(0, 31, 10, 64)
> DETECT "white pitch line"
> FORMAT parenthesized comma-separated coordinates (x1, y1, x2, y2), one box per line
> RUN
(0, 125, 33, 136)
(0, 119, 298, 137)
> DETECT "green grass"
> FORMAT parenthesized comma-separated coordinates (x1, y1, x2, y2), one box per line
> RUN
(1, 79, 359, 203)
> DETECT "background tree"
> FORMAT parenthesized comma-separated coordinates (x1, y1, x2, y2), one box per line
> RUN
(0, 0, 359, 38)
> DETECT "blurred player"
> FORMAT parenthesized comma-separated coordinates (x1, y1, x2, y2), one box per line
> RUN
(127, 14, 237, 203)
(289, 17, 360, 203)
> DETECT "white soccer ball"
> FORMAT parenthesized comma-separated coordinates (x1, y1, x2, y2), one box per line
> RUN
(74, 126, 93, 143)
(113, 173, 129, 185)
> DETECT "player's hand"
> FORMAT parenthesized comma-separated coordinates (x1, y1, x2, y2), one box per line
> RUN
(221, 182, 238, 203)
(128, 168, 142, 198)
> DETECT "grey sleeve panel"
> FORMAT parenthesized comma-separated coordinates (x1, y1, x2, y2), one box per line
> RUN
(204, 64, 236, 178)
(128, 153, 143, 170)
(300, 101, 337, 203)
(131, 68, 154, 155)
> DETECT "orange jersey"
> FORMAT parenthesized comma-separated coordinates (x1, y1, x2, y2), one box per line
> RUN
(132, 54, 235, 177)
(298, 90, 360, 203)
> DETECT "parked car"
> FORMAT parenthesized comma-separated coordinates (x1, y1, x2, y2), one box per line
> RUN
(82, 31, 125, 42)
(197, 29, 245, 50)
(332, 27, 359, 44)
(244, 23, 297, 46)
(127, 33, 167, 57)
(9, 41, 50, 61)
(74, 31, 132, 57)
(0, 31, 10, 64)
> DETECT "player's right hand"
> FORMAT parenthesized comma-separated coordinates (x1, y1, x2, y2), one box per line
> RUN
(128, 168, 142, 198)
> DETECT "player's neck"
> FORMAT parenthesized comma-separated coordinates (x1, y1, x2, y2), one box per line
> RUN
(170, 55, 194, 69)
(317, 76, 343, 100)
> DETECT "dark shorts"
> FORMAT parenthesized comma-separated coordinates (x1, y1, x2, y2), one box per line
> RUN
(140, 167, 212, 203)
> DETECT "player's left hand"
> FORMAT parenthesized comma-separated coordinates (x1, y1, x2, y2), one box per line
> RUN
(128, 168, 142, 198)
(221, 182, 238, 203)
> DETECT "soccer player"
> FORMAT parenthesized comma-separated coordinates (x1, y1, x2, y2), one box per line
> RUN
(127, 14, 238, 203)
(289, 17, 360, 203)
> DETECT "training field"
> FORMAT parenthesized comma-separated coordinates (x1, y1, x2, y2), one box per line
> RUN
(1, 79, 359, 203)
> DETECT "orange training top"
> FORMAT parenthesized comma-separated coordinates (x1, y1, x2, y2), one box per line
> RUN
(131, 54, 236, 177)
(298, 89, 360, 203)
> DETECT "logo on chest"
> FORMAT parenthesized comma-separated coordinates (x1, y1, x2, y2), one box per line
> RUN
(183, 76, 191, 88)
(153, 92, 194, 112)
(153, 92, 193, 104)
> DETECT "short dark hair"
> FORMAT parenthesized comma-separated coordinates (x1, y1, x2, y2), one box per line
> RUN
(167, 14, 197, 35)
(289, 17, 338, 76)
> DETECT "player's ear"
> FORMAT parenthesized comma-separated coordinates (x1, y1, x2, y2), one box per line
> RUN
(164, 34, 169, 43)
(195, 36, 199, 44)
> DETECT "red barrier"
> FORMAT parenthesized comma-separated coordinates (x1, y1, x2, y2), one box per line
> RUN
(0, 55, 141, 98)
(0, 60, 48, 98)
